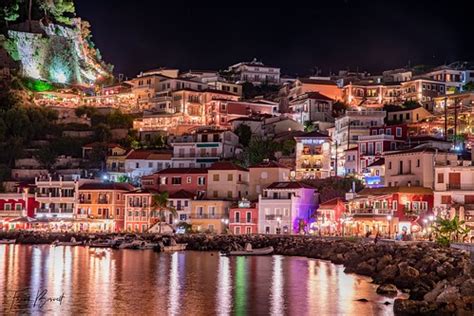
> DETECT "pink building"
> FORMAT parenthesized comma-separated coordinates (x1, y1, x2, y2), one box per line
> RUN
(229, 200, 258, 235)
(142, 168, 208, 196)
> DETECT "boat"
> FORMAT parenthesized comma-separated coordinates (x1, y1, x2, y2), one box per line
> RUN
(0, 239, 16, 244)
(53, 237, 83, 247)
(88, 239, 114, 248)
(162, 243, 187, 252)
(222, 244, 274, 256)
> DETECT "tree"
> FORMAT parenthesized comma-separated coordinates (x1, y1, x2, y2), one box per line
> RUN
(151, 192, 177, 234)
(94, 123, 111, 142)
(234, 123, 252, 147)
(40, 0, 76, 25)
(87, 143, 107, 169)
(432, 215, 470, 246)
(34, 145, 58, 171)
(242, 137, 278, 166)
(1, 0, 20, 27)
(332, 101, 348, 118)
(303, 121, 315, 132)
(463, 82, 474, 91)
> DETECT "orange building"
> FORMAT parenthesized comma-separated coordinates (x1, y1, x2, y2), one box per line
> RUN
(77, 182, 134, 232)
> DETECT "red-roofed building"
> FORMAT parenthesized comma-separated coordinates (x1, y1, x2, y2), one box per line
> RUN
(169, 190, 195, 224)
(125, 149, 172, 182)
(0, 188, 38, 231)
(142, 168, 208, 196)
(124, 189, 160, 233)
(207, 162, 249, 200)
(346, 186, 434, 237)
(315, 197, 347, 235)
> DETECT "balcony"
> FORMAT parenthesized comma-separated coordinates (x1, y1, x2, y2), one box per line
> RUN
(98, 198, 110, 204)
(230, 218, 258, 224)
(351, 208, 394, 215)
(446, 184, 474, 191)
(0, 210, 25, 217)
(301, 164, 323, 169)
(36, 208, 74, 213)
(265, 215, 283, 220)
(193, 214, 222, 219)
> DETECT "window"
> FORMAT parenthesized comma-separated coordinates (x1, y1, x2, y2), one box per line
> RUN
(392, 200, 398, 210)
(375, 143, 382, 154)
(388, 161, 392, 169)
(396, 127, 402, 137)
(213, 191, 218, 198)
(142, 211, 146, 217)
(213, 174, 219, 181)
(284, 208, 289, 217)
(246, 212, 251, 223)
(148, 162, 153, 168)
(227, 174, 233, 181)
(116, 208, 120, 216)
(160, 177, 168, 185)
(98, 208, 102, 215)
(441, 195, 451, 204)
(386, 128, 391, 135)
(235, 211, 240, 223)
(198, 177, 206, 185)
(128, 211, 132, 217)
(437, 173, 444, 183)
(171, 177, 182, 185)
(197, 207, 204, 216)
(209, 206, 216, 217)
(227, 191, 233, 198)
(15, 204, 22, 210)
(135, 162, 139, 168)
(186, 176, 192, 184)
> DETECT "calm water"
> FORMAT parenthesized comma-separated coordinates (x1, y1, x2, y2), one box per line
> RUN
(0, 245, 397, 315)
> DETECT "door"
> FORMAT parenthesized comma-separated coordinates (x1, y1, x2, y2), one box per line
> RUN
(448, 173, 461, 189)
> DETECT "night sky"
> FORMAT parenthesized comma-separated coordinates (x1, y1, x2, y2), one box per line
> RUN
(75, 0, 474, 77)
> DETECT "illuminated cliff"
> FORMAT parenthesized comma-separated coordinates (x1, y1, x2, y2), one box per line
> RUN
(2, 18, 112, 85)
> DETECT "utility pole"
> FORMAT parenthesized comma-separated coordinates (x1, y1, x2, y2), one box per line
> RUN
(444, 96, 448, 141)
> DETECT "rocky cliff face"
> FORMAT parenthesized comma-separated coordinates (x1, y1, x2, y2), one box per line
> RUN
(2, 19, 111, 85)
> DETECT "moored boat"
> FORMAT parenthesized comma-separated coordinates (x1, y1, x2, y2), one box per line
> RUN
(53, 237, 83, 247)
(0, 239, 16, 244)
(222, 245, 274, 256)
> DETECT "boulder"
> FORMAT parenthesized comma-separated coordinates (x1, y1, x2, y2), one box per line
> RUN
(393, 299, 421, 315)
(376, 254, 392, 272)
(394, 262, 420, 289)
(374, 264, 398, 283)
(423, 280, 448, 302)
(376, 283, 398, 296)
(460, 279, 474, 296)
(436, 286, 461, 304)
(355, 261, 375, 276)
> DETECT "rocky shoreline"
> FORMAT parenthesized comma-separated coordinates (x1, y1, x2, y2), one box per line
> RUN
(1, 232, 473, 314)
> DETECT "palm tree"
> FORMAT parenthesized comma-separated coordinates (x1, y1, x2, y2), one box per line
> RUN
(151, 192, 177, 234)
(432, 215, 470, 246)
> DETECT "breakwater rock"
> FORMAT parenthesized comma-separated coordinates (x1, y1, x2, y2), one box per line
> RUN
(175, 234, 474, 315)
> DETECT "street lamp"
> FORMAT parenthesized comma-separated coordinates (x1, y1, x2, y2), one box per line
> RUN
(387, 215, 392, 239)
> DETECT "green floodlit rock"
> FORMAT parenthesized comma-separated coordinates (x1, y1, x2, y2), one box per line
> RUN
(22, 78, 54, 92)
(4, 18, 112, 85)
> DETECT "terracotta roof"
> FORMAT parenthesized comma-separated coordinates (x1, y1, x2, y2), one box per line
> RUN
(367, 158, 385, 167)
(126, 188, 159, 195)
(208, 161, 248, 172)
(298, 78, 338, 86)
(384, 147, 449, 156)
(248, 161, 290, 169)
(169, 190, 196, 199)
(266, 182, 315, 189)
(83, 142, 124, 149)
(408, 136, 450, 143)
(357, 186, 433, 196)
(298, 91, 334, 102)
(79, 182, 134, 191)
(319, 197, 346, 208)
(156, 168, 208, 174)
(295, 130, 330, 139)
(126, 150, 172, 160)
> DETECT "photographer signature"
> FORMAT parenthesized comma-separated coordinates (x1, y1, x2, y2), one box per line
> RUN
(9, 288, 65, 310)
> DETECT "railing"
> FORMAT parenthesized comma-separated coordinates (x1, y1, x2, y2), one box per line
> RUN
(36, 208, 74, 213)
(0, 210, 24, 217)
(230, 218, 258, 224)
(193, 214, 222, 219)
(98, 199, 109, 204)
(351, 208, 394, 215)
(301, 150, 323, 156)
(447, 184, 474, 191)
(265, 215, 283, 220)
(79, 199, 91, 203)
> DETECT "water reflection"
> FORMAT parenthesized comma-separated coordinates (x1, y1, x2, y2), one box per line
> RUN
(0, 245, 397, 315)
(216, 255, 231, 315)
(270, 255, 284, 315)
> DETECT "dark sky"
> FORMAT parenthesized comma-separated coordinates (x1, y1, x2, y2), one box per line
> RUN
(75, 0, 474, 77)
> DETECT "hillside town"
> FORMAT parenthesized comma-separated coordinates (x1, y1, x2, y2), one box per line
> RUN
(1, 50, 474, 242)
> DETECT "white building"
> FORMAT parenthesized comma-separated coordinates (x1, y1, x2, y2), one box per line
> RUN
(289, 92, 334, 125)
(433, 163, 474, 238)
(35, 175, 81, 219)
(170, 129, 240, 168)
(227, 59, 280, 85)
(125, 150, 172, 182)
(258, 182, 319, 234)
